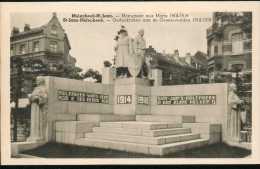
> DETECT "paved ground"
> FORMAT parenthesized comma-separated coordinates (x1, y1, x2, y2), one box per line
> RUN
(22, 142, 251, 158)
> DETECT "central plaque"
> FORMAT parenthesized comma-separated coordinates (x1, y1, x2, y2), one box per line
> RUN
(117, 95, 132, 104)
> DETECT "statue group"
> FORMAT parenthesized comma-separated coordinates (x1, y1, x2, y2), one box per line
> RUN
(114, 26, 149, 78)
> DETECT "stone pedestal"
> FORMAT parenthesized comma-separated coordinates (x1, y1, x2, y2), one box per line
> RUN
(27, 103, 43, 142)
(151, 69, 162, 86)
(102, 67, 115, 84)
(114, 77, 151, 115)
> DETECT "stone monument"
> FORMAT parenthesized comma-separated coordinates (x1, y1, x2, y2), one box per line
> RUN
(227, 83, 243, 142)
(114, 26, 132, 78)
(27, 76, 48, 142)
(114, 26, 148, 78)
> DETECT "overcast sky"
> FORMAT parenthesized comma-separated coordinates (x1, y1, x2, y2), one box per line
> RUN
(11, 12, 212, 72)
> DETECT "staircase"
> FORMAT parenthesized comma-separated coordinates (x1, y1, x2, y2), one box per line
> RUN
(75, 121, 209, 156)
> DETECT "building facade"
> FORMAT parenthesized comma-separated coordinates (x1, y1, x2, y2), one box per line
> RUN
(207, 12, 252, 141)
(11, 12, 76, 98)
(207, 12, 252, 80)
(144, 46, 208, 85)
(10, 13, 76, 142)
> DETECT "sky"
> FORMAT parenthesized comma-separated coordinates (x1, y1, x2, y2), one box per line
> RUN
(11, 12, 212, 72)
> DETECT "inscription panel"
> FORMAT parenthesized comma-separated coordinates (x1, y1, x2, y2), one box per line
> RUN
(117, 95, 132, 104)
(57, 90, 109, 104)
(137, 95, 149, 105)
(157, 95, 216, 105)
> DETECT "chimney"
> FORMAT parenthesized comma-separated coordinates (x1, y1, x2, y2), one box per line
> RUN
(24, 24, 30, 31)
(186, 52, 191, 57)
(185, 52, 192, 65)
(174, 49, 179, 57)
(12, 27, 20, 35)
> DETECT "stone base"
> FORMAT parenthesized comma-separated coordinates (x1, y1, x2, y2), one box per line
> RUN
(11, 141, 46, 157)
(26, 137, 44, 142)
(183, 123, 222, 145)
(115, 77, 151, 86)
(75, 121, 209, 156)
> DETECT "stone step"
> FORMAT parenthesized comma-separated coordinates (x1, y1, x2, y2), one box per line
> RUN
(77, 114, 136, 122)
(85, 132, 200, 145)
(75, 137, 208, 156)
(136, 115, 196, 123)
(93, 127, 191, 137)
(100, 121, 182, 130)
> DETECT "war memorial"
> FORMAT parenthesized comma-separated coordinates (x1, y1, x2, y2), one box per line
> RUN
(11, 26, 244, 157)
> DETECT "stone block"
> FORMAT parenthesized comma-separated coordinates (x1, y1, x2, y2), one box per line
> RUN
(55, 113, 76, 121)
(124, 143, 149, 154)
(182, 116, 196, 123)
(136, 115, 182, 123)
(164, 133, 200, 144)
(55, 121, 96, 133)
(93, 127, 143, 136)
(77, 114, 135, 122)
(208, 133, 222, 144)
(143, 128, 191, 137)
(85, 133, 158, 145)
(115, 77, 150, 86)
(167, 123, 183, 128)
(148, 146, 163, 156)
(11, 141, 46, 156)
(210, 124, 222, 133)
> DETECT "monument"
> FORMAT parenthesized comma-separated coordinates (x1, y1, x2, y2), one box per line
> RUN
(12, 27, 241, 156)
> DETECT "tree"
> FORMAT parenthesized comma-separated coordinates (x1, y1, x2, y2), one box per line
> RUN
(56, 64, 83, 80)
(82, 68, 102, 83)
(241, 12, 252, 36)
(10, 57, 84, 141)
(103, 60, 112, 67)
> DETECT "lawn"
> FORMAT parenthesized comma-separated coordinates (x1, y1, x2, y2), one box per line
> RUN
(21, 142, 251, 158)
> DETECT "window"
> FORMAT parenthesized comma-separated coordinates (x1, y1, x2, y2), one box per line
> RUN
(19, 44, 26, 54)
(231, 32, 243, 54)
(49, 63, 57, 71)
(214, 46, 218, 56)
(231, 64, 244, 71)
(33, 41, 40, 52)
(49, 41, 58, 52)
(51, 25, 57, 35)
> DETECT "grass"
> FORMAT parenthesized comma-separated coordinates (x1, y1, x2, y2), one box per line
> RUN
(21, 142, 251, 158)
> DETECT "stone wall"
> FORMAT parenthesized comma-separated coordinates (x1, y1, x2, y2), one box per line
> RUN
(41, 76, 229, 142)
(150, 83, 229, 141)
(43, 76, 114, 141)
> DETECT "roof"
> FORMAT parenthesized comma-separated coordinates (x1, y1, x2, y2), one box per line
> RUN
(11, 25, 46, 38)
(151, 52, 194, 70)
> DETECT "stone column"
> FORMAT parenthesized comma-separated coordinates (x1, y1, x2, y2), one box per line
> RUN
(102, 67, 115, 84)
(152, 68, 162, 86)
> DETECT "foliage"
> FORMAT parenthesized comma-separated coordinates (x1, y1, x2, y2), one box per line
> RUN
(103, 60, 112, 67)
(82, 68, 102, 83)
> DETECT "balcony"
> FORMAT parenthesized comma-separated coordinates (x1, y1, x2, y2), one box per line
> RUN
(45, 49, 64, 57)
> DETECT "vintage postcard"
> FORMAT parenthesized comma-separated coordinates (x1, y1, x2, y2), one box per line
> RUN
(1, 2, 260, 165)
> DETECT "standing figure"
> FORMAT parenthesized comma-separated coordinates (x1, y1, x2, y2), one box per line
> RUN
(227, 83, 243, 142)
(114, 26, 132, 78)
(27, 77, 48, 141)
(129, 29, 147, 78)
